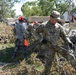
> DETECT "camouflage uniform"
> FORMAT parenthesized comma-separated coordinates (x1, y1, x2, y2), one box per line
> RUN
(27, 24, 43, 54)
(36, 21, 76, 75)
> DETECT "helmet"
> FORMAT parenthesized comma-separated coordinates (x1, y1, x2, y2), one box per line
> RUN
(18, 16, 25, 22)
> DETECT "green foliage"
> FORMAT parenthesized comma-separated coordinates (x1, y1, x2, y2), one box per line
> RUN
(21, 0, 55, 17)
(38, 0, 55, 16)
(55, 3, 68, 14)
(21, 0, 76, 17)
(71, 7, 76, 12)
(21, 1, 42, 17)
(0, 0, 20, 21)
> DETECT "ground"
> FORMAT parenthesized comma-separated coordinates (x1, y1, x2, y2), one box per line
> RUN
(0, 43, 76, 75)
(0, 22, 76, 75)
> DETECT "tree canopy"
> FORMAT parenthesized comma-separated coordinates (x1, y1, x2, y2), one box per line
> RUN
(21, 0, 76, 17)
(0, 0, 21, 21)
(0, 0, 76, 21)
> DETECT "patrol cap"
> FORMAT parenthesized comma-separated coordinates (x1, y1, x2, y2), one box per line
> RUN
(50, 10, 61, 21)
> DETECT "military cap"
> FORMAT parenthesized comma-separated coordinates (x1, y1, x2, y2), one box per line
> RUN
(50, 10, 61, 21)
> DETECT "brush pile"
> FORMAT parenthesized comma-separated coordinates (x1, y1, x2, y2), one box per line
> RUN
(0, 22, 15, 43)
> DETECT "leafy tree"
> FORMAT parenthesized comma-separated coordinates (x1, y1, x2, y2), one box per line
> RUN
(38, 0, 55, 16)
(21, 1, 42, 17)
(54, 0, 68, 14)
(71, 7, 76, 12)
(21, 0, 55, 17)
(21, 3, 31, 17)
(0, 0, 20, 21)
(21, 0, 76, 17)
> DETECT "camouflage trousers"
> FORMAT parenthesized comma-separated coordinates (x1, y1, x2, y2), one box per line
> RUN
(41, 43, 76, 75)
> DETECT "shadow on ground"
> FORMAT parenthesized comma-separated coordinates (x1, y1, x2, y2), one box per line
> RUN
(0, 47, 26, 63)
(0, 43, 46, 64)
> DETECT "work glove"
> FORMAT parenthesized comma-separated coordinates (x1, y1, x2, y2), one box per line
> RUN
(42, 38, 48, 44)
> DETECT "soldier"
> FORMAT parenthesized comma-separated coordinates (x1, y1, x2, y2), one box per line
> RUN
(27, 21, 43, 54)
(35, 10, 76, 75)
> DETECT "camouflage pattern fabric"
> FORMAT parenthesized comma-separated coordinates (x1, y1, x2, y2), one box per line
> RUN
(34, 21, 76, 75)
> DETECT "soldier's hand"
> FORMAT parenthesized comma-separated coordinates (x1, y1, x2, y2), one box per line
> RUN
(42, 38, 48, 44)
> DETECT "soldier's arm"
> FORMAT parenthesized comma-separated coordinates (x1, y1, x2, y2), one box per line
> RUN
(36, 25, 44, 33)
(59, 25, 72, 44)
(29, 25, 44, 41)
(27, 25, 33, 34)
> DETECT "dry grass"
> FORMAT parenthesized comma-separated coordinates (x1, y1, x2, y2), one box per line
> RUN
(63, 64, 76, 74)
(0, 22, 15, 43)
(0, 22, 76, 75)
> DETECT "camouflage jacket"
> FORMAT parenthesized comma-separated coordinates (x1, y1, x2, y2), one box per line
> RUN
(36, 21, 70, 47)
(27, 24, 42, 41)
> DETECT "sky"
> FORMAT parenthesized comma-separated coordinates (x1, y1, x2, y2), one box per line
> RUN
(12, 0, 36, 16)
